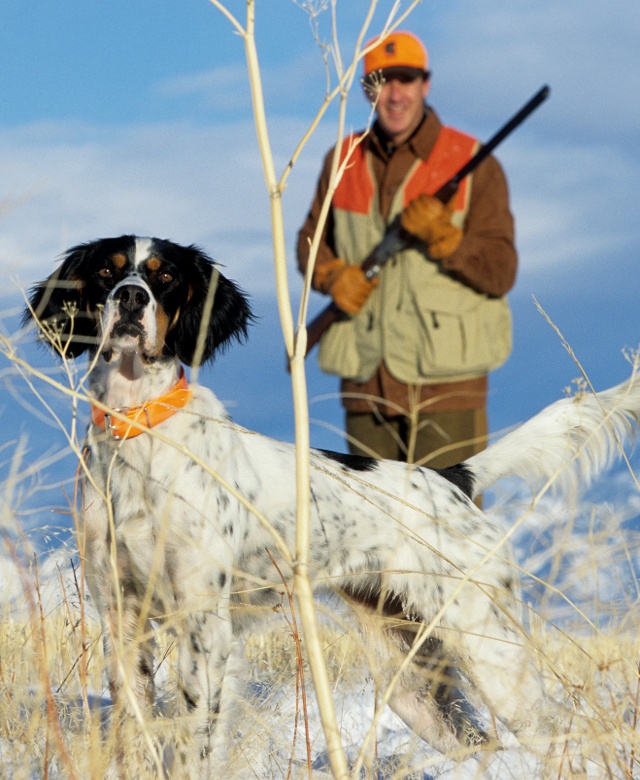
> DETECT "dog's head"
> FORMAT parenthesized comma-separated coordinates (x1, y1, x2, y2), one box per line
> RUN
(24, 235, 252, 366)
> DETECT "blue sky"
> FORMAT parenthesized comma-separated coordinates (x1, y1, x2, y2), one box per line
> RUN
(1, 0, 640, 460)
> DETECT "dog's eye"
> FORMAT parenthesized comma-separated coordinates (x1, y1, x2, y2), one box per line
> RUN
(98, 267, 113, 279)
(159, 272, 173, 284)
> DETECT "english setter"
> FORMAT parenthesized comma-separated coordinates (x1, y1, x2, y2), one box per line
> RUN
(25, 235, 640, 777)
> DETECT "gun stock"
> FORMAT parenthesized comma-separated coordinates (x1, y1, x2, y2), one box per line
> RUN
(305, 302, 343, 356)
(300, 84, 550, 359)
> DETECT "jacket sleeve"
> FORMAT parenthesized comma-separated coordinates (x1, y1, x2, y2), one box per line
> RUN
(439, 155, 517, 297)
(296, 148, 342, 293)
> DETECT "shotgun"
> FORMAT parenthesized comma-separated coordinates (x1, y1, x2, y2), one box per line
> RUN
(302, 84, 550, 358)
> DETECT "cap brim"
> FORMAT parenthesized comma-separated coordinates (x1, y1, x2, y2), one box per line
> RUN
(364, 66, 427, 82)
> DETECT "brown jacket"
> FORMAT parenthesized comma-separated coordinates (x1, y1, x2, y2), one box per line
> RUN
(297, 108, 517, 415)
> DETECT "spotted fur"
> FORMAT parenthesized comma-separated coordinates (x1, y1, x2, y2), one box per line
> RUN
(25, 235, 640, 777)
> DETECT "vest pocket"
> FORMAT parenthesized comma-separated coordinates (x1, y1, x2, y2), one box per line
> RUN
(413, 294, 512, 377)
(318, 316, 365, 379)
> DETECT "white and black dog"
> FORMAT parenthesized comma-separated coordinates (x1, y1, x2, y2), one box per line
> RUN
(25, 235, 640, 776)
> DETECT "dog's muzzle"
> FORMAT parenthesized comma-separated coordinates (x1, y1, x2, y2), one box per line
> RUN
(103, 279, 156, 352)
(114, 283, 150, 322)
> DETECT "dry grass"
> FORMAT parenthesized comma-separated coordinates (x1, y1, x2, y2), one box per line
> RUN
(531, 624, 640, 778)
(1, 397, 639, 778)
(2, 548, 640, 780)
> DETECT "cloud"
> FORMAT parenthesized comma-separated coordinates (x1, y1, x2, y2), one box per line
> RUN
(155, 50, 334, 119)
(502, 138, 639, 286)
(1, 109, 636, 310)
(157, 65, 253, 113)
(426, 1, 640, 143)
(0, 118, 334, 298)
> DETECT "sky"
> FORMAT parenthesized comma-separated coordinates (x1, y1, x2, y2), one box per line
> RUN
(1, 0, 639, 482)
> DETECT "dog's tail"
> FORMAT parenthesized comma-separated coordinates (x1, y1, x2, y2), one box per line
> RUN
(465, 374, 640, 499)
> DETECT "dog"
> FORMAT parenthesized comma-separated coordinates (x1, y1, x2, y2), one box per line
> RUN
(24, 235, 640, 777)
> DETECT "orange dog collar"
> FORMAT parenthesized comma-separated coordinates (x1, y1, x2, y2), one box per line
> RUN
(91, 367, 192, 440)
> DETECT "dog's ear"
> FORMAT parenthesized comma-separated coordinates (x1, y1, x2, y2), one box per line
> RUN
(23, 243, 101, 358)
(170, 246, 253, 367)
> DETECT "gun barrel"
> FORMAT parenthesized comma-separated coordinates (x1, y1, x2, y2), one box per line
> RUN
(436, 84, 550, 199)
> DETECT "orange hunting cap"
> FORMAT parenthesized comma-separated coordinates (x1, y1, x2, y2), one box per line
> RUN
(363, 31, 429, 79)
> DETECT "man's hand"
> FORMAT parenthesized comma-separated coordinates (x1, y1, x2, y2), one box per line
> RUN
(313, 258, 378, 315)
(401, 194, 463, 259)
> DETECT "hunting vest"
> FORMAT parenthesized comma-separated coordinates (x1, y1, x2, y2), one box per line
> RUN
(318, 126, 513, 384)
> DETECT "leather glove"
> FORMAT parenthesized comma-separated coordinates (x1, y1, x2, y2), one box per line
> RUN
(401, 194, 463, 259)
(313, 258, 378, 316)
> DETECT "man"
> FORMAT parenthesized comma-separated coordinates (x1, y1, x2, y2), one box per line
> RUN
(297, 31, 517, 467)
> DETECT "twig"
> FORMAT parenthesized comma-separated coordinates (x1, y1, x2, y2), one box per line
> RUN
(629, 661, 640, 777)
(266, 548, 312, 779)
(32, 553, 80, 780)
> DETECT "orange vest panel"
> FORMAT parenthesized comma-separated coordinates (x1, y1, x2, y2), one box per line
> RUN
(331, 135, 375, 215)
(332, 126, 477, 216)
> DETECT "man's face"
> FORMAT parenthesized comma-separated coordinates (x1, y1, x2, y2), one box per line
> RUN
(369, 72, 430, 146)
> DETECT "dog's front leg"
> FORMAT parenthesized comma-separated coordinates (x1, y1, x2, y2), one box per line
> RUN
(82, 492, 159, 774)
(175, 600, 233, 778)
(83, 527, 156, 709)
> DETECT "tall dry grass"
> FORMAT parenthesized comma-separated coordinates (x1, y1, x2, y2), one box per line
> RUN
(2, 505, 640, 779)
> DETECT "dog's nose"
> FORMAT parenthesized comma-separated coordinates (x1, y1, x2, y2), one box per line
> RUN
(114, 284, 150, 318)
